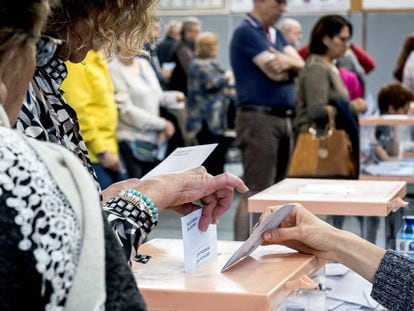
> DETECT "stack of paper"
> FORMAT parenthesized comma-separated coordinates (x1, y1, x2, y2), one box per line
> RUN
(325, 263, 385, 310)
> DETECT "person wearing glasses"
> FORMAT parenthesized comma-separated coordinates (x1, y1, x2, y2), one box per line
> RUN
(230, 0, 305, 241)
(0, 1, 248, 309)
(0, 0, 146, 309)
(295, 15, 369, 234)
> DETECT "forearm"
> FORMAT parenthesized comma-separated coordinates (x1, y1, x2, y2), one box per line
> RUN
(333, 230, 385, 282)
(284, 54, 305, 71)
(283, 46, 305, 71)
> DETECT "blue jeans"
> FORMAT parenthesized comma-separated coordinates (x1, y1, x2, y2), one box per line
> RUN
(92, 164, 129, 190)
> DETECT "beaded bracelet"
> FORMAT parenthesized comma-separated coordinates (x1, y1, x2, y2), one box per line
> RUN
(119, 189, 159, 222)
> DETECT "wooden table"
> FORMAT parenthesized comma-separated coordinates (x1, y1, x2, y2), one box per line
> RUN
(132, 239, 324, 311)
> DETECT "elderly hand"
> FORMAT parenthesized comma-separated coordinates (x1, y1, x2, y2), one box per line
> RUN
(133, 167, 249, 231)
(260, 204, 341, 261)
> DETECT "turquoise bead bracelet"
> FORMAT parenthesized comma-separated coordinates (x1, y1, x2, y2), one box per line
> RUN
(125, 189, 159, 221)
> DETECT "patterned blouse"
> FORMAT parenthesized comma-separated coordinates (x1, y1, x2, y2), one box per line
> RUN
(186, 58, 231, 136)
(15, 58, 98, 184)
(15, 56, 155, 263)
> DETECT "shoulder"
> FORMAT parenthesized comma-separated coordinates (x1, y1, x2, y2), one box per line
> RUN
(305, 56, 330, 73)
(137, 58, 153, 71)
(233, 22, 257, 40)
(405, 51, 414, 67)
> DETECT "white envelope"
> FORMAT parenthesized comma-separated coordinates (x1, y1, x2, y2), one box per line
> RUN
(142, 144, 217, 179)
(181, 209, 218, 273)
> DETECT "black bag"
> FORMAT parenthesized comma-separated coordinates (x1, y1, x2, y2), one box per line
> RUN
(128, 140, 159, 163)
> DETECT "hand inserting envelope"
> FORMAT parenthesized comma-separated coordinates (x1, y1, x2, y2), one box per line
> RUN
(221, 204, 295, 272)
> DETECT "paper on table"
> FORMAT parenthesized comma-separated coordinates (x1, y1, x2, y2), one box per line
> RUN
(181, 209, 218, 273)
(221, 204, 295, 272)
(142, 144, 217, 179)
(326, 298, 344, 310)
(327, 270, 378, 308)
(298, 184, 357, 195)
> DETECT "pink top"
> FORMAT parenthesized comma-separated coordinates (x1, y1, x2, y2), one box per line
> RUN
(338, 67, 364, 100)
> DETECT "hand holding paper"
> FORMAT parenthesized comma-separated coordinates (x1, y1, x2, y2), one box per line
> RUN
(118, 144, 249, 231)
(221, 204, 295, 272)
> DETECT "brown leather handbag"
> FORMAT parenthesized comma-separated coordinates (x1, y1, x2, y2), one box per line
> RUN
(288, 126, 356, 178)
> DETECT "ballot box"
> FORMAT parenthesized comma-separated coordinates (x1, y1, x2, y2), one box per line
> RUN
(132, 239, 325, 311)
(248, 178, 406, 217)
(360, 115, 414, 182)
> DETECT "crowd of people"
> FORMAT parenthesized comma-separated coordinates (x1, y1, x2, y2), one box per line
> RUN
(1, 0, 414, 309)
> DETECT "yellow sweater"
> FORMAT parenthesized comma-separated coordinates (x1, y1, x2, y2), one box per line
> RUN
(61, 50, 119, 163)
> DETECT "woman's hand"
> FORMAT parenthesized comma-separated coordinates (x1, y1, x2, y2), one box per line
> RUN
(260, 204, 341, 261)
(260, 204, 386, 282)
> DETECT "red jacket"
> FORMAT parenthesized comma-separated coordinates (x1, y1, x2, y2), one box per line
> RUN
(298, 43, 376, 74)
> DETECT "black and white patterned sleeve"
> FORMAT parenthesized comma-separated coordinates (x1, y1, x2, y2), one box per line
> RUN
(103, 196, 158, 264)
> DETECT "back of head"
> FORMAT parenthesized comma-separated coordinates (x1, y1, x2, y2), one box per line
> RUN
(0, 0, 50, 60)
(47, 0, 157, 56)
(279, 18, 300, 34)
(165, 19, 182, 39)
(377, 83, 414, 114)
(309, 14, 352, 55)
(195, 32, 218, 59)
(180, 17, 201, 39)
(393, 35, 414, 82)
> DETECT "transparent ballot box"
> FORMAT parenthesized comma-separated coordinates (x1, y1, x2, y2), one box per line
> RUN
(360, 115, 414, 182)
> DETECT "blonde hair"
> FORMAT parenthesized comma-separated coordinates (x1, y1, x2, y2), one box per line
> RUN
(47, 0, 158, 55)
(195, 32, 218, 59)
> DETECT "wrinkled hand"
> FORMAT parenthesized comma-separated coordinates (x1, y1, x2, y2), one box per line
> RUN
(133, 167, 249, 231)
(101, 178, 141, 204)
(260, 204, 340, 261)
(99, 151, 123, 172)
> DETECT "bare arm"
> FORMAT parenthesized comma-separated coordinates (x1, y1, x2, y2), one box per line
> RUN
(253, 47, 304, 82)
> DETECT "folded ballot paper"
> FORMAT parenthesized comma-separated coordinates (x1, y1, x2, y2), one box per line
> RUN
(325, 263, 383, 310)
(181, 209, 218, 273)
(221, 204, 295, 272)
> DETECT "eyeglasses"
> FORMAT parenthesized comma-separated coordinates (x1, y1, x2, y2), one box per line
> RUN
(335, 35, 351, 44)
(36, 35, 64, 67)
